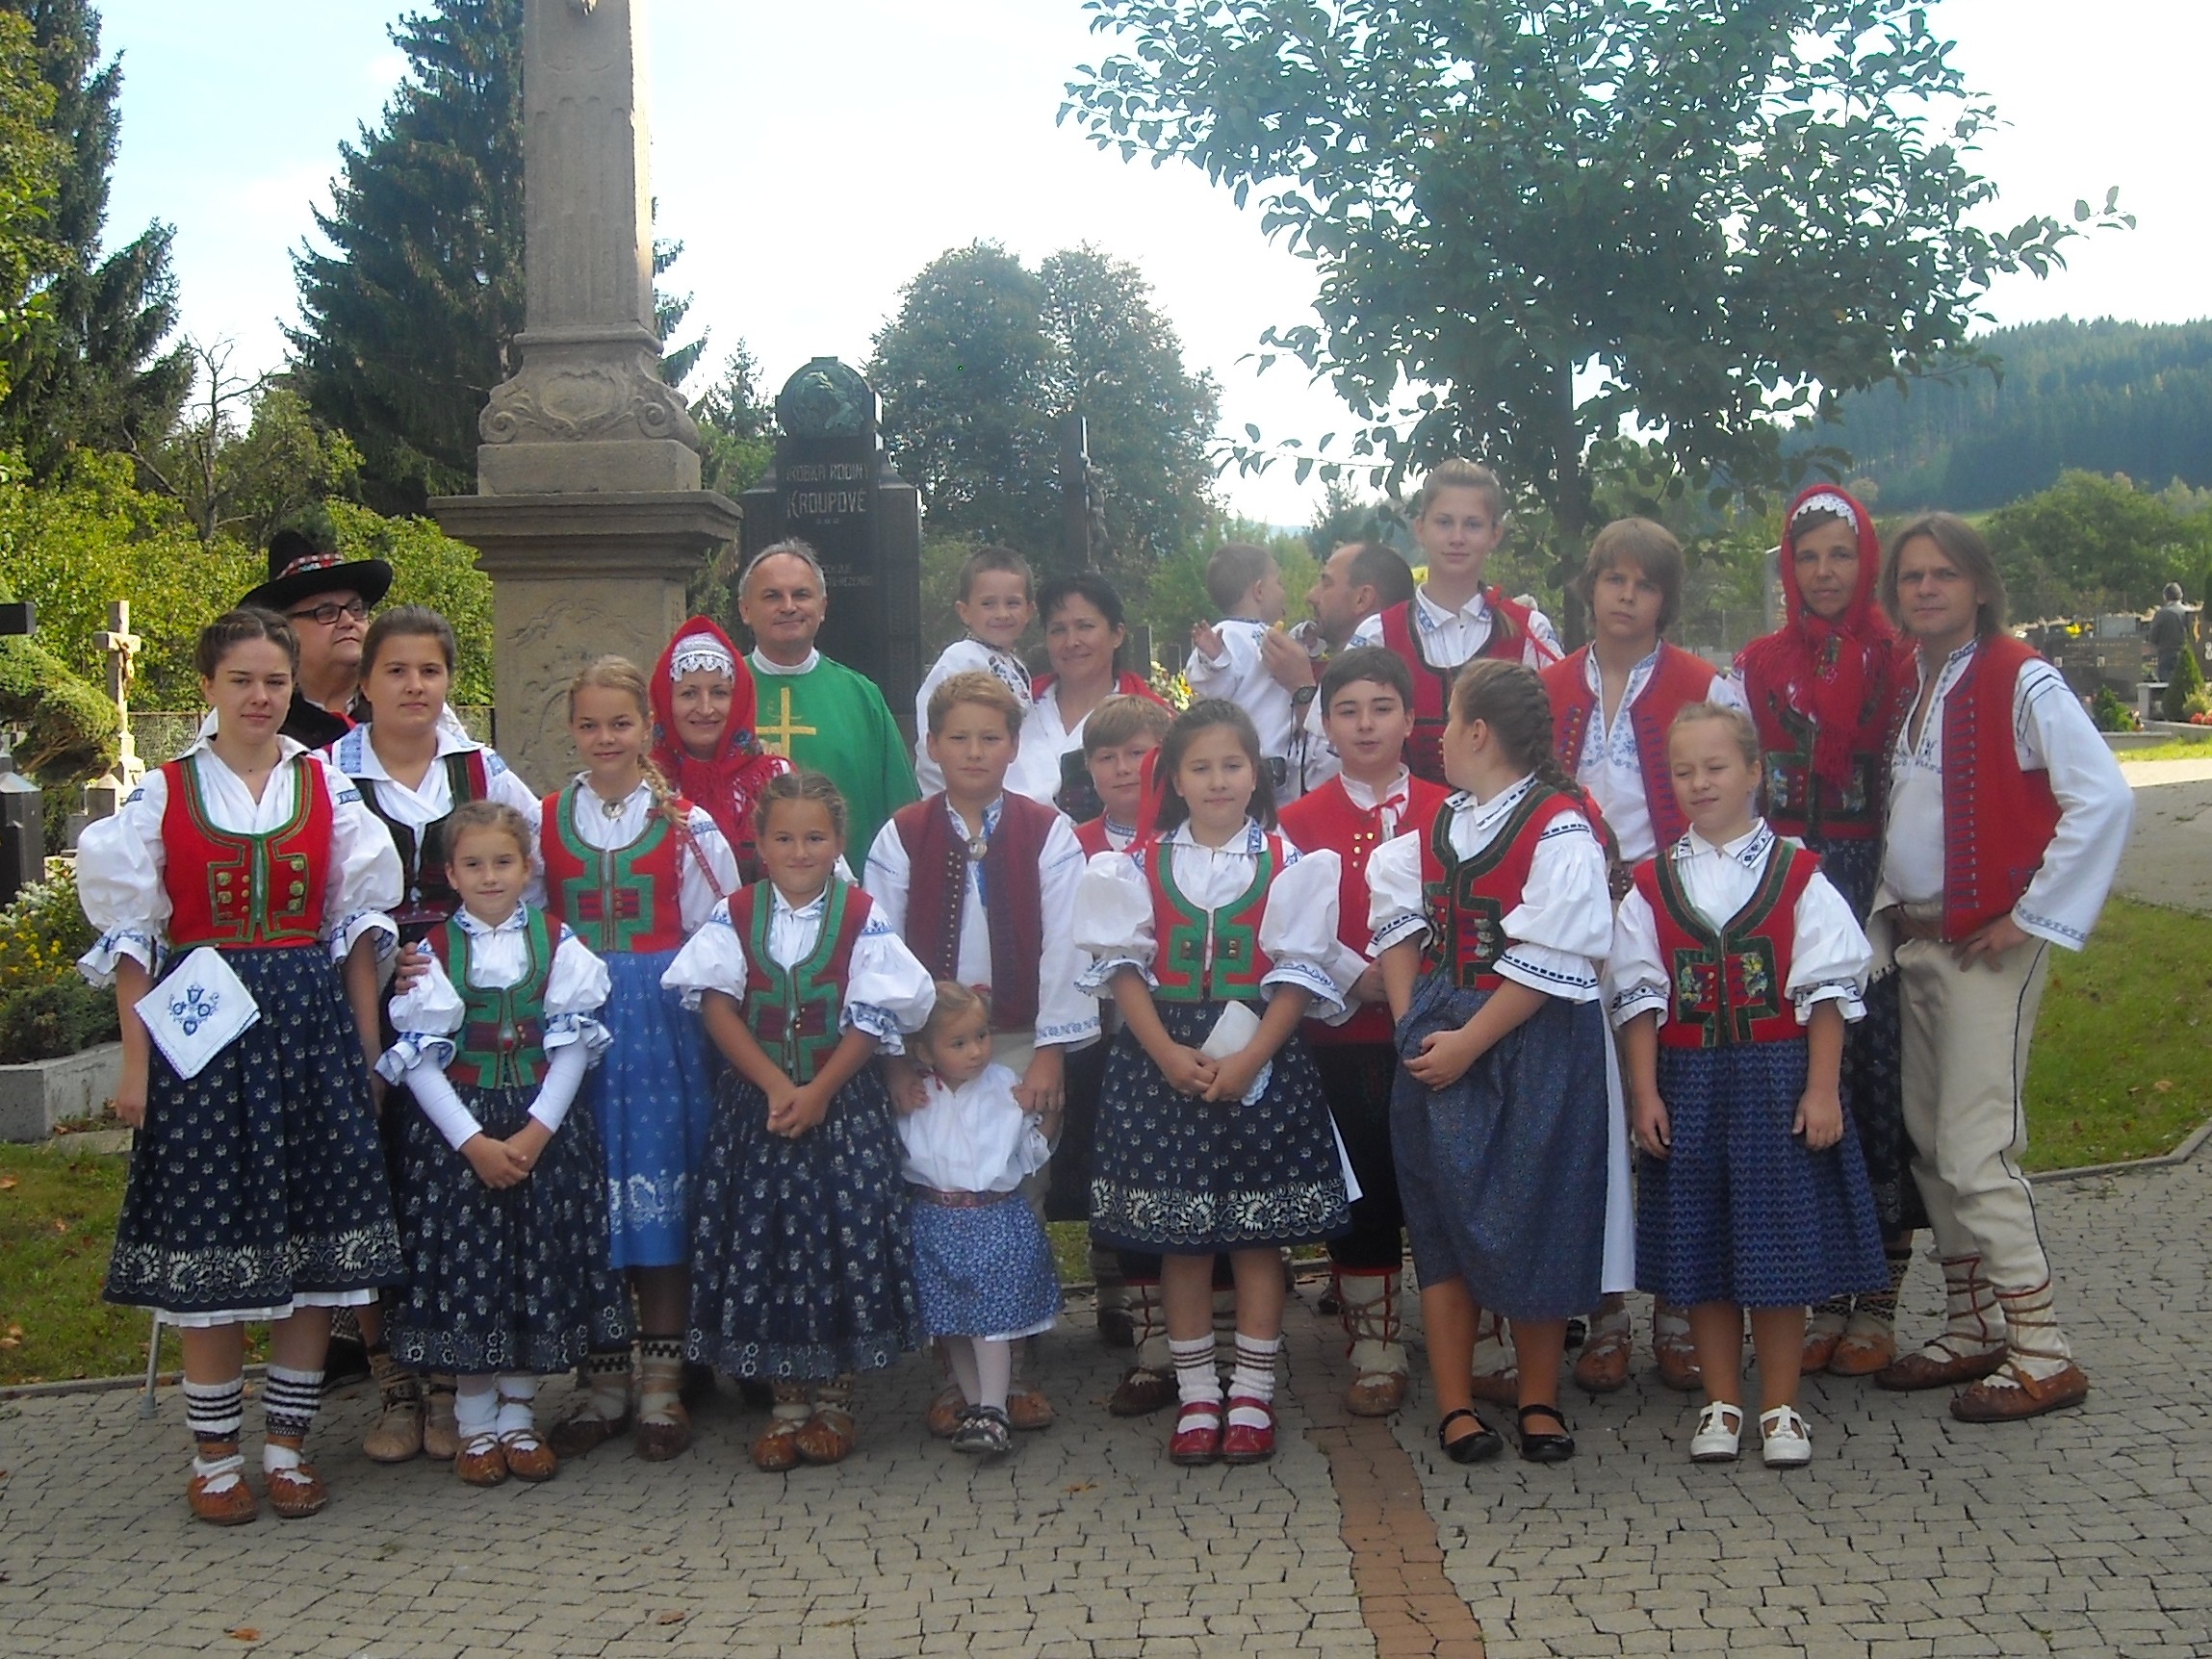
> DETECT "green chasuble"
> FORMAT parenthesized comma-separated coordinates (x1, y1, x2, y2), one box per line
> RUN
(749, 650, 920, 859)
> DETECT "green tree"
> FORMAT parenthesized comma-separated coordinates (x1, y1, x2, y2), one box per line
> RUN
(0, 12, 58, 404)
(693, 343, 774, 501)
(287, 0, 701, 514)
(1985, 471, 2209, 618)
(869, 240, 1220, 579)
(0, 0, 188, 473)
(1065, 0, 2128, 641)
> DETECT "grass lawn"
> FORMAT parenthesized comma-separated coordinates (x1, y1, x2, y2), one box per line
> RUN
(6, 894, 2206, 1386)
(2116, 736, 2212, 764)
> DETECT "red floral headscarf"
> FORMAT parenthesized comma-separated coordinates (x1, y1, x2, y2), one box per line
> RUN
(1736, 484, 1904, 789)
(650, 616, 789, 877)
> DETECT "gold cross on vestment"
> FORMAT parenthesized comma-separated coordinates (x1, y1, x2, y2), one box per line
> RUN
(757, 686, 817, 755)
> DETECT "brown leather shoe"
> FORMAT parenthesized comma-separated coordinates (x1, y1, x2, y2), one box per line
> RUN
(1344, 1366, 1407, 1417)
(422, 1379, 461, 1462)
(1469, 1365, 1521, 1407)
(750, 1417, 805, 1471)
(1572, 1325, 1631, 1393)
(1653, 1335, 1703, 1392)
(794, 1406, 856, 1466)
(1800, 1311, 1847, 1376)
(1874, 1342, 2008, 1391)
(454, 1434, 508, 1487)
(187, 1454, 258, 1527)
(1950, 1360, 2089, 1422)
(265, 1461, 330, 1518)
(1108, 1364, 1176, 1417)
(1005, 1382, 1055, 1431)
(1827, 1321, 1898, 1378)
(633, 1402, 693, 1462)
(924, 1382, 965, 1439)
(500, 1429, 559, 1483)
(547, 1403, 630, 1458)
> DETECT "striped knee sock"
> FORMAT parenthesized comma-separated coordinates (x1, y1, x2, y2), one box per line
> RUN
(184, 1377, 246, 1492)
(261, 1365, 323, 1472)
(1228, 1334, 1280, 1431)
(1169, 1335, 1221, 1409)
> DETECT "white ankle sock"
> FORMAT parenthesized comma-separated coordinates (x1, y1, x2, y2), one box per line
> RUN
(191, 1449, 244, 1493)
(1169, 1335, 1220, 1408)
(455, 1375, 499, 1441)
(1228, 1334, 1280, 1430)
(495, 1373, 539, 1437)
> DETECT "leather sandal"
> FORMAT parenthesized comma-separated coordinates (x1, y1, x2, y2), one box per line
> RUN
(1950, 1359, 2089, 1423)
(1572, 1321, 1632, 1393)
(1436, 1407, 1502, 1465)
(1800, 1307, 1848, 1375)
(422, 1377, 462, 1461)
(454, 1432, 508, 1488)
(264, 1460, 329, 1519)
(750, 1416, 806, 1472)
(1874, 1342, 2007, 1391)
(547, 1400, 630, 1458)
(1109, 1364, 1176, 1417)
(186, 1446, 258, 1527)
(1516, 1403, 1575, 1465)
(794, 1405, 857, 1466)
(1005, 1381, 1056, 1431)
(633, 1401, 693, 1463)
(499, 1427, 558, 1483)
(924, 1382, 965, 1439)
(1826, 1319, 1899, 1377)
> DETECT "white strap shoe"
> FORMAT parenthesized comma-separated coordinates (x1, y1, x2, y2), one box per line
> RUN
(1760, 1405, 1813, 1467)
(1689, 1400, 1742, 1462)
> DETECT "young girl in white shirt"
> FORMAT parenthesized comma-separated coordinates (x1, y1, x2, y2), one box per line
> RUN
(895, 982, 1062, 1455)
(380, 802, 627, 1487)
(1608, 703, 1887, 1467)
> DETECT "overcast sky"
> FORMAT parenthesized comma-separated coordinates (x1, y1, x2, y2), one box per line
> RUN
(99, 0, 2209, 525)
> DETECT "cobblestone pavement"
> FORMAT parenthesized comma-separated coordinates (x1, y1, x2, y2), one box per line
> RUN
(2, 1161, 2206, 1657)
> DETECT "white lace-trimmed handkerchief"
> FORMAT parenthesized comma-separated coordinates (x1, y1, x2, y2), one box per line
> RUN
(1200, 1000, 1272, 1107)
(137, 947, 261, 1081)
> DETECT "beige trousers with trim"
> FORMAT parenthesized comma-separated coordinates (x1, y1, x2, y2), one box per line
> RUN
(1895, 933, 2055, 1293)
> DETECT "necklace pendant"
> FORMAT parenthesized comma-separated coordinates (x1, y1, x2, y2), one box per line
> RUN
(602, 795, 626, 819)
(966, 834, 988, 861)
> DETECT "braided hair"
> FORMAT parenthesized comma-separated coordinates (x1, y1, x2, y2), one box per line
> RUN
(1449, 658, 1624, 889)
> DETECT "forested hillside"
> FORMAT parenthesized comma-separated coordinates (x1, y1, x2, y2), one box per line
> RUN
(1821, 318, 2212, 510)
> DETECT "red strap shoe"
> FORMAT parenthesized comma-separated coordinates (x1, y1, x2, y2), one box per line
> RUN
(1221, 1395, 1277, 1465)
(1169, 1398, 1223, 1466)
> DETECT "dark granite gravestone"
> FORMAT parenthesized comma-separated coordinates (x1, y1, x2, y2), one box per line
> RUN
(739, 358, 924, 736)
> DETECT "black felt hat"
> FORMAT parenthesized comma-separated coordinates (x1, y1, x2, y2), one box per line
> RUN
(239, 528, 394, 614)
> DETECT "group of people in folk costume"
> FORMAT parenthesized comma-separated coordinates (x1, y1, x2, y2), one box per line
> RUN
(75, 460, 2129, 1524)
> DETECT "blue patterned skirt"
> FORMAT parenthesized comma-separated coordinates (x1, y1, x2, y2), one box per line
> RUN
(1390, 977, 1608, 1321)
(1090, 1000, 1350, 1254)
(590, 947, 719, 1269)
(908, 1188, 1062, 1340)
(1817, 838, 1926, 1237)
(685, 1067, 922, 1379)
(1636, 1037, 1890, 1309)
(105, 943, 402, 1318)
(387, 1083, 633, 1374)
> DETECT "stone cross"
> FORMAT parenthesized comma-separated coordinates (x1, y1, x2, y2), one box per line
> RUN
(81, 600, 144, 822)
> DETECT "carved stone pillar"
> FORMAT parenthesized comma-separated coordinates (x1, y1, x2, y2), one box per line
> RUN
(431, 0, 740, 787)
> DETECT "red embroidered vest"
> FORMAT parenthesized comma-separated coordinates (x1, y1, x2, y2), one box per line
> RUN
(1146, 832, 1282, 1003)
(160, 755, 333, 949)
(1279, 775, 1449, 1043)
(1934, 635, 2063, 942)
(1741, 656, 1907, 846)
(1632, 838, 1819, 1050)
(1073, 815, 1127, 858)
(1543, 643, 1716, 857)
(540, 782, 690, 955)
(357, 748, 491, 940)
(1417, 786, 1579, 991)
(1377, 590, 1542, 784)
(730, 880, 873, 1085)
(891, 792, 1054, 1032)
(428, 906, 553, 1089)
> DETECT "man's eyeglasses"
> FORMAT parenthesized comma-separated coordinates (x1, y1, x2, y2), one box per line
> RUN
(287, 599, 371, 626)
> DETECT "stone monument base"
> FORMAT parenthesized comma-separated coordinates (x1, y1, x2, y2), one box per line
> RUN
(429, 490, 742, 789)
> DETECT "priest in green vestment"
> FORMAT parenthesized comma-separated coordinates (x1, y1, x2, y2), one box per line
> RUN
(738, 543, 920, 857)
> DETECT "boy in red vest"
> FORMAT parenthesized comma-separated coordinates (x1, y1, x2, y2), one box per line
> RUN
(1278, 648, 1449, 1415)
(1542, 519, 1745, 1394)
(864, 671, 1098, 1431)
(1872, 516, 2130, 1421)
(1343, 459, 1561, 785)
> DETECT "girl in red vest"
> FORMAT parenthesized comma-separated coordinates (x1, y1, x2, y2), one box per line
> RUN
(76, 609, 405, 1525)
(1368, 659, 1612, 1467)
(664, 771, 936, 1470)
(537, 657, 739, 1464)
(1542, 520, 1744, 1394)
(1077, 700, 1352, 1467)
(1736, 484, 1924, 1378)
(649, 615, 790, 884)
(1608, 704, 1887, 1467)
(379, 802, 628, 1488)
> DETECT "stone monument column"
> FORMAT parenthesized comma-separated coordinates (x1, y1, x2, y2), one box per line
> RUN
(431, 0, 741, 786)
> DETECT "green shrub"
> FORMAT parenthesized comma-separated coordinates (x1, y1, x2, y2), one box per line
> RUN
(0, 978, 116, 1063)
(0, 860, 94, 998)
(2091, 683, 2140, 732)
(2163, 639, 2206, 723)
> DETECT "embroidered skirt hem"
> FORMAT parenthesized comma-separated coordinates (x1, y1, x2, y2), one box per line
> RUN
(594, 947, 720, 1269)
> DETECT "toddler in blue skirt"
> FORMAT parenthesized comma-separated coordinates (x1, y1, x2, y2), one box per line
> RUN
(1608, 702, 1886, 1468)
(895, 982, 1062, 1456)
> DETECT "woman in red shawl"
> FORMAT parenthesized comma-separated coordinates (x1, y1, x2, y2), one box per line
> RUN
(651, 617, 790, 884)
(1736, 484, 1923, 1379)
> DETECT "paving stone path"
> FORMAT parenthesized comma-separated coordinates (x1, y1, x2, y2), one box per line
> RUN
(3, 1146, 2207, 1657)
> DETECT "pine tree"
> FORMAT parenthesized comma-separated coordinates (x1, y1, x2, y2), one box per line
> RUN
(0, 0, 189, 475)
(287, 0, 702, 514)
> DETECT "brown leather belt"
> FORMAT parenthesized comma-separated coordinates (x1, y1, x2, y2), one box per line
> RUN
(906, 1185, 1019, 1210)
